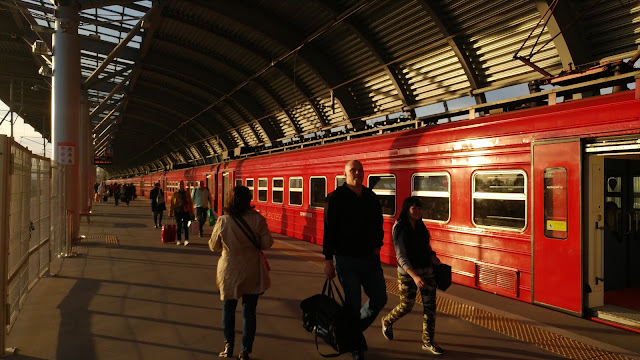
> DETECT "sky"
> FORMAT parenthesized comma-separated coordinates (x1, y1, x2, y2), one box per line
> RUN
(0, 100, 52, 158)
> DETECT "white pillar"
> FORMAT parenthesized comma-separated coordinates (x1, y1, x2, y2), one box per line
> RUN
(51, 5, 81, 241)
(79, 91, 90, 213)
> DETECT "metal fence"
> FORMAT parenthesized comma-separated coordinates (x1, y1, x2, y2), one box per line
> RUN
(1, 135, 66, 353)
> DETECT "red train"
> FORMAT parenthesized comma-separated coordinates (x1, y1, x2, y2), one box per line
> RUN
(122, 88, 640, 327)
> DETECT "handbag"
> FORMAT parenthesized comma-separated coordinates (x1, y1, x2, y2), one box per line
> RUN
(231, 215, 271, 290)
(300, 279, 367, 357)
(433, 263, 452, 291)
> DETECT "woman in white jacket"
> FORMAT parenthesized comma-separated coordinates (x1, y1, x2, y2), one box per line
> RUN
(209, 186, 273, 360)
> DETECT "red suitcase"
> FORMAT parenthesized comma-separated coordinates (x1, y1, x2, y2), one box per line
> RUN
(161, 223, 177, 243)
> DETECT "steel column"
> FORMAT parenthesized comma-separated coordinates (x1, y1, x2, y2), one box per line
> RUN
(51, 5, 81, 242)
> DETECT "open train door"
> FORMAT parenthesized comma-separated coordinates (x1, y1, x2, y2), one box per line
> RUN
(217, 169, 233, 215)
(532, 139, 583, 315)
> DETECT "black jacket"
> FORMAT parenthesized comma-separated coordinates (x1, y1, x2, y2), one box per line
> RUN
(150, 187, 166, 212)
(322, 184, 384, 259)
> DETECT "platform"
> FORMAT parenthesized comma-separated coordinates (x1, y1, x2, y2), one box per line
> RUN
(4, 198, 640, 360)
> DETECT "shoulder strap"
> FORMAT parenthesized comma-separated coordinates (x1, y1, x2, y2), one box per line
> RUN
(231, 215, 260, 249)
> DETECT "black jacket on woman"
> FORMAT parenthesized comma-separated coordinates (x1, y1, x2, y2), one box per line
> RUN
(392, 218, 434, 274)
(150, 187, 166, 212)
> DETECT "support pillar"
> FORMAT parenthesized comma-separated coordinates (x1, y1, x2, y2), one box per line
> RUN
(79, 91, 90, 214)
(51, 5, 81, 244)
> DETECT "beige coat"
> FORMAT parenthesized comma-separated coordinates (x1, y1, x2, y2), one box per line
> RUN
(209, 209, 274, 300)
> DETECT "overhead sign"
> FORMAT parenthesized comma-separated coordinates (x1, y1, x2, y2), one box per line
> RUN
(94, 155, 113, 165)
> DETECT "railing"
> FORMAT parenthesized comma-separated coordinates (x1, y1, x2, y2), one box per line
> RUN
(0, 135, 67, 354)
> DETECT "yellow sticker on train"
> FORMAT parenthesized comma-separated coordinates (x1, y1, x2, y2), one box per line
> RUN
(546, 220, 567, 231)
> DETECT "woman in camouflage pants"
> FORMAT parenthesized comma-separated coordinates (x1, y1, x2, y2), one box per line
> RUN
(380, 196, 444, 355)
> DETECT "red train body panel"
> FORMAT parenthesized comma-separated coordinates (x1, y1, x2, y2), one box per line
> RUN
(116, 91, 640, 319)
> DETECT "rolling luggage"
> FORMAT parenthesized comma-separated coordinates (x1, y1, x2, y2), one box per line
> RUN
(161, 221, 177, 243)
(191, 220, 200, 235)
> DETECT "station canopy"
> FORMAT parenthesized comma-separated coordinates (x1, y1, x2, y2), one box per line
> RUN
(1, 0, 639, 175)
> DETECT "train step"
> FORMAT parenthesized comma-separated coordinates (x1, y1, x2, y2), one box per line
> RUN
(593, 305, 640, 329)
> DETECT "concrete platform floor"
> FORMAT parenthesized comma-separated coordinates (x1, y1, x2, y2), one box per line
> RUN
(4, 198, 639, 360)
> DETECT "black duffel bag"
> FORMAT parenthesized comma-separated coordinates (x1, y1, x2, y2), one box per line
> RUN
(434, 263, 452, 291)
(300, 279, 366, 357)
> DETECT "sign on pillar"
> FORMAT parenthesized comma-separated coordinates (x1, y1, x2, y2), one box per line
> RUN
(57, 142, 76, 166)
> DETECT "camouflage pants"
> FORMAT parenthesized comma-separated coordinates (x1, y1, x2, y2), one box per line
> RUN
(382, 270, 437, 344)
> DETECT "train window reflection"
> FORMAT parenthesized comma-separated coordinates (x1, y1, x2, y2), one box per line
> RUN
(246, 178, 254, 200)
(369, 174, 396, 216)
(258, 178, 268, 202)
(335, 175, 346, 189)
(235, 179, 242, 187)
(472, 170, 527, 231)
(289, 177, 303, 206)
(412, 173, 450, 222)
(272, 178, 284, 204)
(310, 177, 327, 208)
(543, 168, 568, 239)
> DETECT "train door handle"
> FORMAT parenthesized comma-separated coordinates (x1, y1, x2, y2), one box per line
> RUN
(624, 212, 632, 236)
(596, 220, 604, 286)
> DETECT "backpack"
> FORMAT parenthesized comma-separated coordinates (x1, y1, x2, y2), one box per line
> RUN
(156, 189, 164, 204)
(300, 279, 367, 357)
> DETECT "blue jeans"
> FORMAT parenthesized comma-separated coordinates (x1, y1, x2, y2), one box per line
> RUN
(334, 254, 388, 332)
(222, 294, 260, 354)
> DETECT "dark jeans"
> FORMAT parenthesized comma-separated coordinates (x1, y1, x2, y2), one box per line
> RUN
(222, 294, 260, 354)
(334, 254, 388, 332)
(196, 207, 208, 235)
(153, 211, 164, 226)
(174, 212, 190, 240)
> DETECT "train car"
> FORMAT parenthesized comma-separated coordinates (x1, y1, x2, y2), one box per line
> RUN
(112, 88, 640, 326)
(217, 90, 640, 322)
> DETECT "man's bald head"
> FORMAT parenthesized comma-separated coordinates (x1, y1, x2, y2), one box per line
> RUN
(344, 160, 364, 188)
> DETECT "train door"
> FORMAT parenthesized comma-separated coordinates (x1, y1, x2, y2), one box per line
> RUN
(532, 139, 582, 314)
(584, 135, 640, 326)
(219, 171, 233, 214)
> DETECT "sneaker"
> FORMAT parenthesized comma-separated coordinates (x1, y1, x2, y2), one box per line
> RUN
(422, 342, 444, 355)
(381, 319, 393, 340)
(184, 240, 189, 246)
(237, 351, 250, 360)
(219, 343, 233, 358)
(176, 240, 181, 245)
(154, 225, 158, 228)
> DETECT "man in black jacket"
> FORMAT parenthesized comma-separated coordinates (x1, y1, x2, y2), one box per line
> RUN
(323, 160, 387, 360)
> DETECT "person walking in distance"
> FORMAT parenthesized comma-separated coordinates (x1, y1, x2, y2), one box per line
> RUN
(323, 160, 387, 360)
(149, 182, 166, 228)
(169, 181, 195, 246)
(192, 180, 212, 237)
(380, 196, 444, 355)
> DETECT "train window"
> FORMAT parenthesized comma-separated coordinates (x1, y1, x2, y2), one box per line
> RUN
(543, 168, 568, 239)
(472, 170, 527, 231)
(289, 177, 303, 206)
(246, 179, 254, 200)
(335, 175, 346, 189)
(258, 178, 268, 202)
(310, 177, 327, 208)
(235, 179, 242, 187)
(272, 178, 284, 204)
(368, 174, 396, 216)
(412, 172, 450, 222)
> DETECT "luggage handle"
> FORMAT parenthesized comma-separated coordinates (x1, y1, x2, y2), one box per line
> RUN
(321, 279, 345, 306)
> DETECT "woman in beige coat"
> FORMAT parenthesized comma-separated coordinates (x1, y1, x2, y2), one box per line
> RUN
(209, 185, 273, 360)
